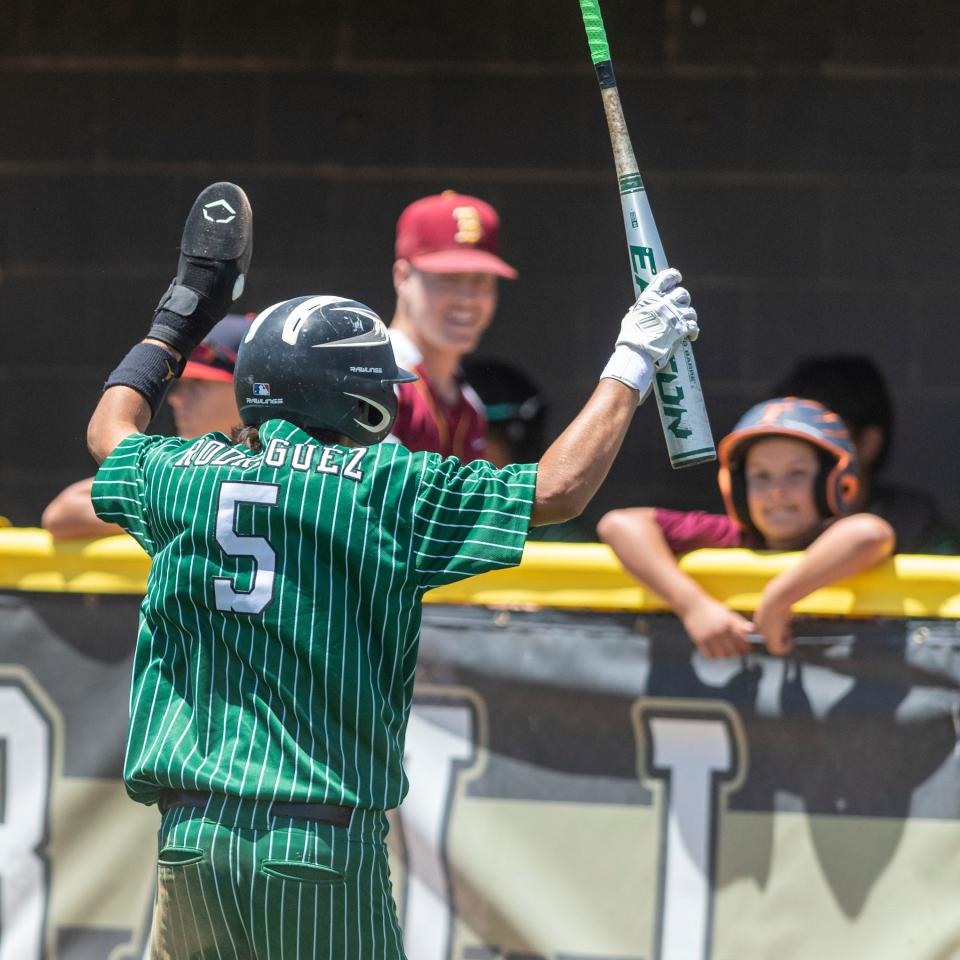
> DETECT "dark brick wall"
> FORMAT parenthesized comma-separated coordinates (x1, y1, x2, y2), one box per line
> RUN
(2, 0, 958, 530)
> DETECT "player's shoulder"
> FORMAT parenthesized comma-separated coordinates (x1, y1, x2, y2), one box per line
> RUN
(98, 431, 192, 470)
(371, 439, 436, 473)
(374, 443, 456, 489)
(151, 430, 235, 466)
(418, 451, 537, 490)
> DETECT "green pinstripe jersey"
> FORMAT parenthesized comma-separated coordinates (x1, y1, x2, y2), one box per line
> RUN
(92, 418, 536, 811)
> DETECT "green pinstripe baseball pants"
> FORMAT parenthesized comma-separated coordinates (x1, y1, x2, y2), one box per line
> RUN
(150, 795, 406, 960)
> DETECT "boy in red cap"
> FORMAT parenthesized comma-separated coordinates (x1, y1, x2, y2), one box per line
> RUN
(598, 398, 895, 659)
(42, 315, 251, 538)
(387, 191, 517, 461)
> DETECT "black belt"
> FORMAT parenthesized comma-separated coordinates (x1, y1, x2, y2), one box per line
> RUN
(159, 790, 354, 828)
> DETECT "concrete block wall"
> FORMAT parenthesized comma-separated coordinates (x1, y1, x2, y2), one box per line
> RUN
(1, 0, 958, 529)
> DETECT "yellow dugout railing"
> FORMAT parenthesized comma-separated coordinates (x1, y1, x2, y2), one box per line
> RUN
(3, 527, 960, 618)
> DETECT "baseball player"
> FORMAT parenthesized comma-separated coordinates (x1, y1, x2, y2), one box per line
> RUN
(387, 191, 516, 461)
(87, 181, 698, 958)
(599, 398, 896, 659)
(42, 314, 252, 539)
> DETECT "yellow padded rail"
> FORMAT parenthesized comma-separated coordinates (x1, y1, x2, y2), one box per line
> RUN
(2, 528, 960, 618)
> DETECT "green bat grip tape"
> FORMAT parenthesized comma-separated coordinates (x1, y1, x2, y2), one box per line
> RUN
(579, 0, 611, 64)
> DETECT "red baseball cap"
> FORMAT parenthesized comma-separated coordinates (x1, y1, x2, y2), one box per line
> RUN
(395, 191, 518, 279)
(181, 313, 253, 382)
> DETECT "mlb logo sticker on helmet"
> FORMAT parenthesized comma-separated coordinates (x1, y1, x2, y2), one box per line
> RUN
(253, 383, 271, 396)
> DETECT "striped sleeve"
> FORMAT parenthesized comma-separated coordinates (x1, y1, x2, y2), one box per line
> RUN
(412, 454, 537, 589)
(90, 433, 183, 554)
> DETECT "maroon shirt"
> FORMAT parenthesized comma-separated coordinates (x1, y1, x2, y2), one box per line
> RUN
(391, 375, 486, 462)
(654, 508, 759, 553)
(388, 329, 486, 462)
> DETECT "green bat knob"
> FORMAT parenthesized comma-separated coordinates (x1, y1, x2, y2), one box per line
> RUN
(579, 0, 611, 64)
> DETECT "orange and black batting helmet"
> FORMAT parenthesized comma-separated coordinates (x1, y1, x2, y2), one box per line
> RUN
(717, 397, 860, 530)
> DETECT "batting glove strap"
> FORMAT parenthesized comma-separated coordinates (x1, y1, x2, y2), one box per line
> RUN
(147, 256, 241, 357)
(601, 345, 654, 403)
(104, 342, 185, 417)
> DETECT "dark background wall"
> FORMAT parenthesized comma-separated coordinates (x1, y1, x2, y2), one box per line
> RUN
(2, 0, 958, 530)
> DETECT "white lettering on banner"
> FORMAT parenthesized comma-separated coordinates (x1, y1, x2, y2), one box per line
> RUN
(0, 683, 52, 960)
(693, 655, 855, 721)
(634, 702, 746, 960)
(399, 695, 479, 960)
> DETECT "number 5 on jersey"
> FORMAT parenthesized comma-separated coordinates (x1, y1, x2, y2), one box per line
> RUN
(213, 481, 279, 614)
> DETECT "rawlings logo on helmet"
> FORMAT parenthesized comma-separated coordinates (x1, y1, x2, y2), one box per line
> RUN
(717, 397, 860, 530)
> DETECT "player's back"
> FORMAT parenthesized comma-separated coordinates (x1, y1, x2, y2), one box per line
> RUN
(98, 419, 427, 808)
(92, 417, 536, 810)
(148, 422, 419, 656)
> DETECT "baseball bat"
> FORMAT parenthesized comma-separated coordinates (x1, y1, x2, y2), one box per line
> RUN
(579, 0, 716, 468)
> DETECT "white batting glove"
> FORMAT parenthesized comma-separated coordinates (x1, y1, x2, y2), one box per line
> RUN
(601, 268, 699, 397)
(619, 268, 699, 365)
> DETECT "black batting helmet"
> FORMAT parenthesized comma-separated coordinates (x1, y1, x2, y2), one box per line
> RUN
(234, 295, 418, 444)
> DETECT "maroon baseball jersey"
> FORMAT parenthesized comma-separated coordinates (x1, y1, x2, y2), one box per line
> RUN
(654, 508, 755, 553)
(388, 329, 487, 462)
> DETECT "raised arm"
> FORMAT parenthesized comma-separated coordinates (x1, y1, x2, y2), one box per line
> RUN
(86, 181, 252, 465)
(531, 269, 698, 527)
(598, 507, 753, 659)
(532, 379, 637, 525)
(754, 512, 895, 654)
(87, 368, 169, 464)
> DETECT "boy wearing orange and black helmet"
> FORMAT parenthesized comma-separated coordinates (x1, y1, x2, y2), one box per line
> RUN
(598, 397, 895, 660)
